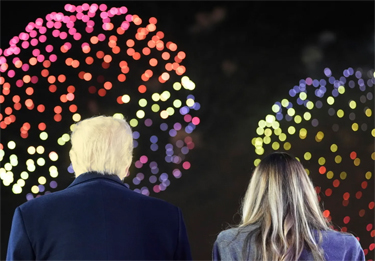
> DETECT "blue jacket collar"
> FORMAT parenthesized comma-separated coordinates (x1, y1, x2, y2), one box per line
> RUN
(68, 171, 126, 188)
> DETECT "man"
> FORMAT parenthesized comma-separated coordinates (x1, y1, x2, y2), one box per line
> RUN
(7, 115, 192, 260)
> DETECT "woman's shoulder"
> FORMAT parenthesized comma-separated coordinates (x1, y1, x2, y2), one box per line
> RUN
(320, 229, 360, 245)
(213, 227, 251, 261)
(216, 227, 240, 242)
(317, 229, 365, 260)
(216, 226, 255, 244)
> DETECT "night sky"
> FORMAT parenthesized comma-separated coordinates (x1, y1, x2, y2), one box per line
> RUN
(1, 1, 374, 260)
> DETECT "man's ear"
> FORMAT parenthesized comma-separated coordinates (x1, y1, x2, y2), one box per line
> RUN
(69, 150, 78, 176)
(69, 149, 75, 163)
(119, 168, 128, 181)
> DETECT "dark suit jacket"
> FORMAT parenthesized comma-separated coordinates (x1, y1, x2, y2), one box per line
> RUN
(7, 172, 192, 260)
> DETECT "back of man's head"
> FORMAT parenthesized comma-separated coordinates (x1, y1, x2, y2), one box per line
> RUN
(69, 116, 133, 179)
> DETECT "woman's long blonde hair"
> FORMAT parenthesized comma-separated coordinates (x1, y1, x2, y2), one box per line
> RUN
(240, 152, 331, 260)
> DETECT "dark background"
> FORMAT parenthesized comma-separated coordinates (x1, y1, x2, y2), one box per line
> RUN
(1, 1, 374, 260)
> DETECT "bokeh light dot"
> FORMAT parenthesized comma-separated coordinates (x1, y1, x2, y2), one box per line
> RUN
(31, 185, 39, 194)
(38, 176, 47, 185)
(49, 151, 58, 161)
(72, 113, 81, 122)
(39, 132, 48, 140)
(8, 141, 16, 149)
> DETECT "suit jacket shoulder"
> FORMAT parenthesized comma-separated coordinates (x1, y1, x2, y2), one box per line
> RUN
(7, 173, 192, 260)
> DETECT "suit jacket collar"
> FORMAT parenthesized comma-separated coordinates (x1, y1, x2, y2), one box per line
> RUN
(68, 172, 126, 188)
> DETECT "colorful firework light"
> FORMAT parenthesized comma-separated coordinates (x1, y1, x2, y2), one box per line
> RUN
(252, 67, 375, 255)
(0, 3, 201, 198)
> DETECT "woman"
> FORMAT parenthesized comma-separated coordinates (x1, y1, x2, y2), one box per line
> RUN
(213, 152, 365, 261)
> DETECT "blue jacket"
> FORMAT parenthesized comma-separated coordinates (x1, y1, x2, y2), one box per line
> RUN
(213, 227, 365, 261)
(7, 172, 192, 260)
